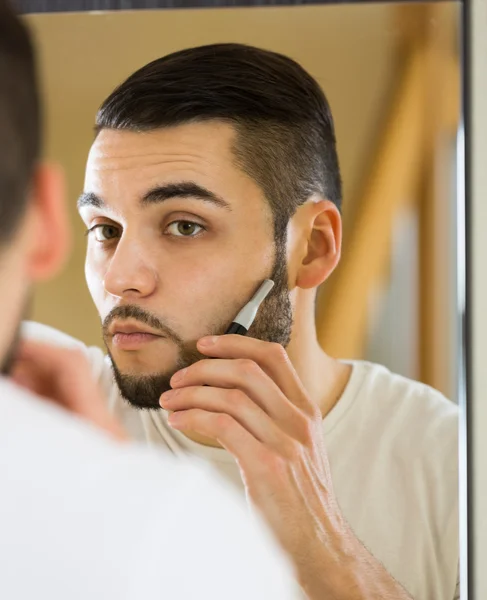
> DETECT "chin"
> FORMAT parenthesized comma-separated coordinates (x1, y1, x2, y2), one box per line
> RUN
(111, 366, 175, 411)
(112, 355, 167, 376)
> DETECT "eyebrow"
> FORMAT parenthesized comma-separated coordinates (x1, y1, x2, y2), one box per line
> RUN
(77, 182, 232, 212)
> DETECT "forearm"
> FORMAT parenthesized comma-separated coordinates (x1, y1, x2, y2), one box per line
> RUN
(299, 527, 413, 600)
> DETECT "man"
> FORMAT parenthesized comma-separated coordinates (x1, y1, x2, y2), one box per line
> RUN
(24, 45, 458, 599)
(0, 5, 296, 599)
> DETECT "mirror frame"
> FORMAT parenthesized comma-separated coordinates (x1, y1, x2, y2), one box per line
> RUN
(17, 0, 472, 597)
(14, 0, 441, 13)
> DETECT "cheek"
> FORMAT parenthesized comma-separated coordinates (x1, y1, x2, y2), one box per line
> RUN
(84, 250, 105, 308)
(154, 255, 248, 339)
(169, 256, 231, 290)
(160, 257, 232, 318)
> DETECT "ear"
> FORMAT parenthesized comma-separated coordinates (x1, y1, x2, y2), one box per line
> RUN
(24, 162, 71, 281)
(293, 199, 342, 289)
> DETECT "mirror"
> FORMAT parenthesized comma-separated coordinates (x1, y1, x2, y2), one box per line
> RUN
(25, 3, 462, 398)
(22, 2, 464, 599)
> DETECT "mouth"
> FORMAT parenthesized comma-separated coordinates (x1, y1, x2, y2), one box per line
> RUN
(109, 321, 164, 350)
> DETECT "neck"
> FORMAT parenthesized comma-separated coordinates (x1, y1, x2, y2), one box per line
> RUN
(286, 288, 352, 418)
(179, 288, 352, 449)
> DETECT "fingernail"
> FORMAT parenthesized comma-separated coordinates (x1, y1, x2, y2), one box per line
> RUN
(168, 412, 182, 428)
(199, 336, 218, 347)
(171, 368, 187, 384)
(160, 389, 179, 406)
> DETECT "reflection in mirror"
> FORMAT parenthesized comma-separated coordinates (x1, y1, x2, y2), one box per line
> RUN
(23, 3, 463, 599)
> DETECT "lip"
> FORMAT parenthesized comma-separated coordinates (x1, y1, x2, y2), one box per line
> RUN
(111, 331, 163, 350)
(109, 320, 162, 337)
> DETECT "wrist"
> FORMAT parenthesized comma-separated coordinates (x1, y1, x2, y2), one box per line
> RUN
(297, 522, 372, 600)
(299, 529, 410, 600)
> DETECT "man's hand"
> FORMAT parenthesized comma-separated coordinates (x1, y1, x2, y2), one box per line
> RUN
(160, 335, 412, 600)
(10, 340, 127, 442)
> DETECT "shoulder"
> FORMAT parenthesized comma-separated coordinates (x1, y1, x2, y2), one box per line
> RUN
(139, 462, 295, 599)
(341, 361, 458, 468)
(0, 378, 294, 600)
(0, 373, 224, 524)
(335, 362, 459, 557)
(347, 362, 459, 515)
(349, 360, 458, 426)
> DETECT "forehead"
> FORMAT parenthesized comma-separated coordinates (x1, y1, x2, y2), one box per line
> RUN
(84, 122, 272, 224)
(87, 122, 241, 182)
(83, 122, 271, 218)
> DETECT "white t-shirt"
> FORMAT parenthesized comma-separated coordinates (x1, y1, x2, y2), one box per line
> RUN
(0, 373, 295, 599)
(22, 321, 460, 600)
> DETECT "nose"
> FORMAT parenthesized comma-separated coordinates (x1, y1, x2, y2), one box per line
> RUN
(103, 236, 158, 300)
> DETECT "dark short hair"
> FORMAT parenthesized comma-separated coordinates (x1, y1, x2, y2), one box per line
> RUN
(0, 1, 40, 247)
(96, 43, 342, 241)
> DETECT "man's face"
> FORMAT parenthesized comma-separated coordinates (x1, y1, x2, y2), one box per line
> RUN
(80, 122, 293, 409)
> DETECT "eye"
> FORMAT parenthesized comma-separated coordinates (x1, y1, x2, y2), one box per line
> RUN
(86, 224, 120, 242)
(166, 220, 204, 237)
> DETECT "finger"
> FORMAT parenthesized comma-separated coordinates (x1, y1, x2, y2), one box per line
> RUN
(11, 340, 127, 441)
(10, 342, 67, 399)
(14, 341, 97, 408)
(170, 358, 301, 427)
(167, 408, 269, 472)
(196, 335, 314, 414)
(10, 361, 37, 392)
(161, 385, 293, 453)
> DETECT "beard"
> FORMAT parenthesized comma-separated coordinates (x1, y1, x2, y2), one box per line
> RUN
(104, 242, 293, 410)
